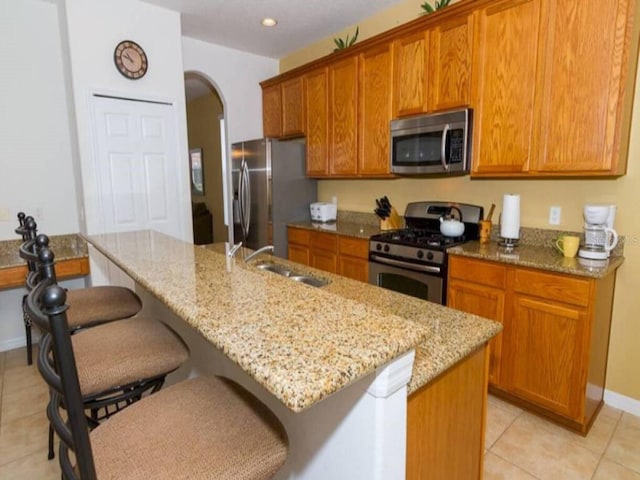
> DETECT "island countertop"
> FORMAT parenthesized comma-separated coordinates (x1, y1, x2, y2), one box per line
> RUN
(82, 231, 437, 412)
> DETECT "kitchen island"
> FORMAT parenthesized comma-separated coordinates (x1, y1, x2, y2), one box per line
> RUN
(83, 230, 500, 479)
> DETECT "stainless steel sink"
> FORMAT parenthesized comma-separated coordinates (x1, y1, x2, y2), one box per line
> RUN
(289, 275, 329, 287)
(255, 263, 292, 276)
(254, 262, 329, 287)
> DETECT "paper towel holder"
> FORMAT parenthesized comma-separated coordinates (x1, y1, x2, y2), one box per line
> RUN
(498, 237, 519, 248)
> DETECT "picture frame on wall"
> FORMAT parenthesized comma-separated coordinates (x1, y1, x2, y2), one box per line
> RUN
(189, 148, 204, 195)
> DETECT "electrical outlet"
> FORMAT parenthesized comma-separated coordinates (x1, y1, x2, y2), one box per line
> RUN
(0, 207, 9, 222)
(549, 206, 561, 225)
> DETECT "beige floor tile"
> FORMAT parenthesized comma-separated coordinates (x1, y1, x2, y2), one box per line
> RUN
(492, 413, 600, 480)
(605, 412, 640, 474)
(488, 394, 524, 416)
(484, 452, 538, 479)
(513, 406, 621, 455)
(2, 363, 42, 394)
(594, 459, 640, 479)
(1, 380, 49, 425)
(0, 447, 60, 480)
(4, 346, 30, 370)
(0, 410, 50, 465)
(485, 400, 521, 449)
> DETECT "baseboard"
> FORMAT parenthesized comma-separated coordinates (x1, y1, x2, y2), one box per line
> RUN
(604, 389, 640, 417)
(0, 336, 27, 353)
(0, 333, 41, 353)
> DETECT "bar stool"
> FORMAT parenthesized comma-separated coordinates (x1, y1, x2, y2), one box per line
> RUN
(22, 246, 190, 460)
(16, 214, 142, 364)
(29, 267, 288, 479)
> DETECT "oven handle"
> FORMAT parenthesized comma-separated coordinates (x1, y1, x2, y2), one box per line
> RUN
(370, 254, 441, 274)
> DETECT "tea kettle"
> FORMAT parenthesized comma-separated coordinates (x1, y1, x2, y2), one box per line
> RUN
(439, 207, 465, 237)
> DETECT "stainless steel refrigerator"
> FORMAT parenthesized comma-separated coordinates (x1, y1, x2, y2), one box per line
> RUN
(231, 138, 317, 258)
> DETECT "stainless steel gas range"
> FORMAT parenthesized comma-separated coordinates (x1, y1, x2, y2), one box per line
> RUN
(368, 201, 484, 305)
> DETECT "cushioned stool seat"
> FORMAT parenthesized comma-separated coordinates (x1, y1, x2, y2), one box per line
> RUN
(71, 316, 189, 397)
(90, 376, 289, 480)
(65, 286, 142, 330)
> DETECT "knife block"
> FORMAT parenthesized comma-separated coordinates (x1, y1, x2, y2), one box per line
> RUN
(380, 207, 403, 231)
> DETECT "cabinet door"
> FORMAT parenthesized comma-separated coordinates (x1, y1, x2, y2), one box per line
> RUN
(304, 68, 330, 176)
(281, 77, 304, 138)
(262, 83, 282, 138)
(329, 56, 359, 176)
(503, 294, 588, 420)
(358, 43, 394, 176)
(428, 13, 473, 111)
(448, 278, 505, 385)
(531, 0, 632, 174)
(310, 249, 338, 273)
(339, 255, 369, 282)
(288, 244, 310, 265)
(471, 0, 543, 175)
(393, 31, 429, 118)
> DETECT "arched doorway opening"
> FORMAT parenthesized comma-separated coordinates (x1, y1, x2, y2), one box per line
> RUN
(184, 72, 228, 245)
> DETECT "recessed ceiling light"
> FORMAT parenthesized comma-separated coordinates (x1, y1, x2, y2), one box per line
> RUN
(261, 18, 277, 27)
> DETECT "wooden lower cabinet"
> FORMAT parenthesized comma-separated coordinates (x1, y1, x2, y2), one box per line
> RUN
(287, 227, 369, 282)
(407, 345, 488, 480)
(447, 255, 617, 434)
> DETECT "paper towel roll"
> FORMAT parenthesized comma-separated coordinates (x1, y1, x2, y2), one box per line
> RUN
(500, 194, 520, 239)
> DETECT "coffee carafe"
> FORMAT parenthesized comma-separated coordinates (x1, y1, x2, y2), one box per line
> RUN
(578, 205, 618, 260)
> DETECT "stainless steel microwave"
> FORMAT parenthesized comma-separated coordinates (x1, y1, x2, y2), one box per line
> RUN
(390, 108, 472, 175)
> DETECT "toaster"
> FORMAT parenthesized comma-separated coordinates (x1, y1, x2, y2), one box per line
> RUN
(310, 202, 337, 223)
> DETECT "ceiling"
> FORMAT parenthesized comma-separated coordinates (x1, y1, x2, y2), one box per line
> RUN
(143, 0, 408, 59)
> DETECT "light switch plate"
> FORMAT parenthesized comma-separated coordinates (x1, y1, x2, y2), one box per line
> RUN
(549, 206, 561, 225)
(0, 207, 9, 222)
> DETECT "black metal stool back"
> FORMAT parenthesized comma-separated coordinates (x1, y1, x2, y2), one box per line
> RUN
(17, 216, 41, 365)
(26, 259, 97, 480)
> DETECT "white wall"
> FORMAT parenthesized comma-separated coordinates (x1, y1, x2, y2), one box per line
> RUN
(61, 0, 193, 241)
(181, 37, 278, 143)
(0, 0, 79, 240)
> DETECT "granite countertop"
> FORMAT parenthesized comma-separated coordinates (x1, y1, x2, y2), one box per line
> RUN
(448, 241, 624, 278)
(203, 243, 501, 396)
(288, 220, 380, 240)
(0, 234, 88, 269)
(81, 231, 459, 412)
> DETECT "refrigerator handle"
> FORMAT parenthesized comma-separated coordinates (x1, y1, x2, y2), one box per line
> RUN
(241, 160, 251, 239)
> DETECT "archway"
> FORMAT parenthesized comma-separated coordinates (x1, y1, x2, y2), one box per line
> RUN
(184, 72, 228, 245)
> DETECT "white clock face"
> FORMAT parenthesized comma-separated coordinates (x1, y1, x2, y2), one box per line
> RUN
(114, 41, 148, 79)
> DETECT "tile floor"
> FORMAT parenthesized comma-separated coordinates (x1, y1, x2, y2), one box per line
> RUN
(1, 345, 639, 479)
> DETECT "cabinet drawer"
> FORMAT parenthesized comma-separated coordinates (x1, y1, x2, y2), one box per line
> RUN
(310, 231, 338, 252)
(514, 269, 591, 307)
(449, 256, 507, 288)
(288, 227, 310, 246)
(338, 236, 369, 259)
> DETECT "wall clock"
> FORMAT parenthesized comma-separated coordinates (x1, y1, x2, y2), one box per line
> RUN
(113, 40, 148, 80)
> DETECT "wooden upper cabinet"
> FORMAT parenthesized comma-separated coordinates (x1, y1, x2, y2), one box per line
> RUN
(262, 77, 304, 139)
(471, 0, 543, 175)
(304, 68, 330, 176)
(262, 83, 282, 138)
(472, 0, 635, 177)
(531, 0, 633, 175)
(428, 13, 474, 111)
(281, 77, 304, 137)
(359, 43, 394, 176)
(393, 31, 429, 117)
(329, 56, 359, 176)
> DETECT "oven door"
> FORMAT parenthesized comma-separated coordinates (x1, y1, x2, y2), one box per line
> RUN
(368, 258, 444, 304)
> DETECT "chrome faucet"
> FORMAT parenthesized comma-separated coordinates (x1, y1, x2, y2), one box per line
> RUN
(244, 245, 274, 263)
(226, 241, 243, 258)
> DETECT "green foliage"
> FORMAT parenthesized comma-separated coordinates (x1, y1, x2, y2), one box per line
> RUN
(333, 26, 359, 52)
(420, 0, 451, 14)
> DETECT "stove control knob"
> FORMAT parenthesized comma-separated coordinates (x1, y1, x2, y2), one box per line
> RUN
(417, 250, 424, 259)
(383, 245, 390, 253)
(427, 251, 434, 260)
(376, 243, 382, 251)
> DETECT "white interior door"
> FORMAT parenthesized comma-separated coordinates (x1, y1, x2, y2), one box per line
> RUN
(90, 95, 183, 238)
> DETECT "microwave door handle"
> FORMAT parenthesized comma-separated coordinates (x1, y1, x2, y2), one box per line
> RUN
(440, 123, 450, 171)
